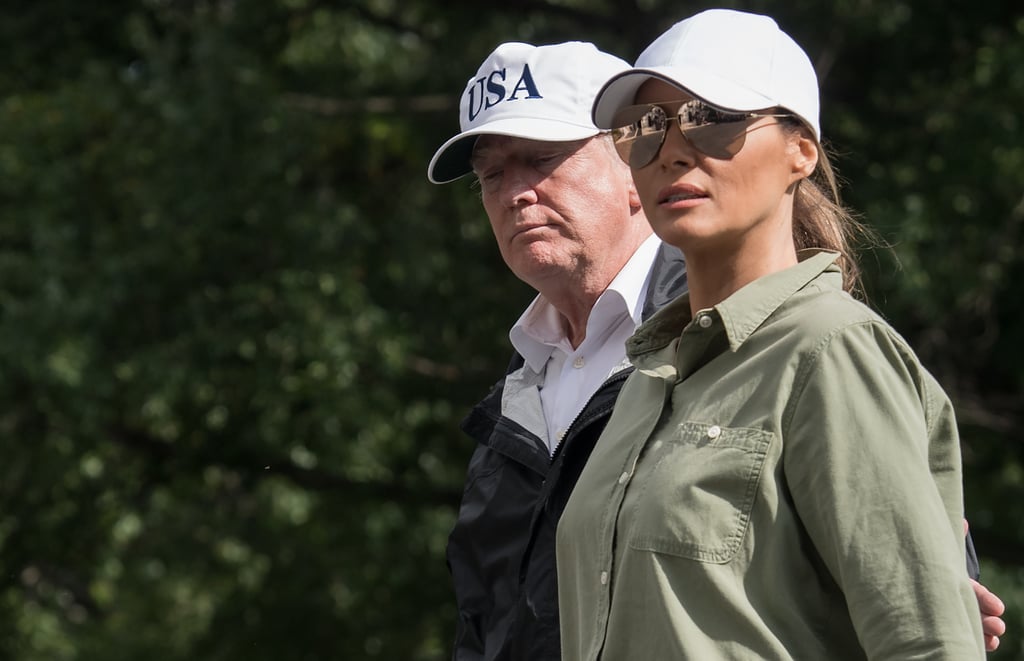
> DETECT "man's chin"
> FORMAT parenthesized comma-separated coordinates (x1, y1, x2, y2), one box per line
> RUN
(508, 252, 571, 287)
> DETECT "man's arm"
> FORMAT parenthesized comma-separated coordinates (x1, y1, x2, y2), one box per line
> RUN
(965, 520, 1007, 652)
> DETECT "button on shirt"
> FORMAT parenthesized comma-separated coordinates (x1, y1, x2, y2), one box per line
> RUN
(557, 251, 984, 660)
(510, 234, 662, 454)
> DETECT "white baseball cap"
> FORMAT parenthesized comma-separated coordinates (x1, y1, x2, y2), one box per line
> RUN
(427, 41, 630, 184)
(591, 9, 821, 140)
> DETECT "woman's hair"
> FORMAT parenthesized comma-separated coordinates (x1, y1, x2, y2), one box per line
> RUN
(783, 118, 876, 297)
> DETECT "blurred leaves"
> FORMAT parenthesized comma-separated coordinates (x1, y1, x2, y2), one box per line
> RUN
(0, 1, 1021, 659)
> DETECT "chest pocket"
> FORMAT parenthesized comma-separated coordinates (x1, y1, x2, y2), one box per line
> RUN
(627, 421, 772, 563)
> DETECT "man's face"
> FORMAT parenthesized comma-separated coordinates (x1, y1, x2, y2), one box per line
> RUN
(470, 135, 642, 291)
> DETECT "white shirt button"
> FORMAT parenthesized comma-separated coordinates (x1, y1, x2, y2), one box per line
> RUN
(707, 425, 722, 439)
(618, 471, 629, 485)
(600, 571, 609, 585)
(572, 356, 585, 369)
(698, 314, 713, 329)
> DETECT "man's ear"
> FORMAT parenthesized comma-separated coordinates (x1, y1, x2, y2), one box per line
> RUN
(627, 177, 643, 212)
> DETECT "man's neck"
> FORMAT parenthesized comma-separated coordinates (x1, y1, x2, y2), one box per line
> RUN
(533, 229, 655, 350)
(547, 287, 602, 349)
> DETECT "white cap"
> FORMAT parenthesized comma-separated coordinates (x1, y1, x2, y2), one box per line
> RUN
(592, 9, 821, 140)
(427, 41, 630, 184)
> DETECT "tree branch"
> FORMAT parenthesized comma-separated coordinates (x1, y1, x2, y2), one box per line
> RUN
(107, 425, 462, 508)
(283, 92, 455, 116)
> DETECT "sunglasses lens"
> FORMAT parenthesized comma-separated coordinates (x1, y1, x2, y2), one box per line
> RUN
(610, 126, 635, 165)
(682, 122, 749, 159)
(610, 105, 668, 169)
(611, 101, 758, 165)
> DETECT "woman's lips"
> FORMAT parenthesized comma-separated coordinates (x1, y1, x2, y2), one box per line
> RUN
(658, 183, 708, 206)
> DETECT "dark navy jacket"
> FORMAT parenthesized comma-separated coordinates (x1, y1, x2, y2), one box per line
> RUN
(447, 243, 688, 661)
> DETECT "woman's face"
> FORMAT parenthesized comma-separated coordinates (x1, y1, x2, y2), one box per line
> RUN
(627, 79, 816, 258)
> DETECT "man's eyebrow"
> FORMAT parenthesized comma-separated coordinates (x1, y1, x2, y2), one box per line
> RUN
(468, 151, 486, 168)
(470, 138, 585, 171)
(469, 146, 501, 171)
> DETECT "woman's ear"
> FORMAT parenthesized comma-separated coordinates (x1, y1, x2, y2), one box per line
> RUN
(790, 132, 819, 180)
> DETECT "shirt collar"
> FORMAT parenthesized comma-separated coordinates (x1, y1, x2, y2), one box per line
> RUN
(716, 250, 841, 351)
(510, 234, 662, 373)
(629, 250, 842, 358)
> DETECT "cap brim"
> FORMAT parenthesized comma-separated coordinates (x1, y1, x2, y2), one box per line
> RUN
(427, 119, 600, 184)
(592, 67, 776, 129)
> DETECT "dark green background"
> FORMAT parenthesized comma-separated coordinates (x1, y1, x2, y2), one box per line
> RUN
(0, 1, 1021, 659)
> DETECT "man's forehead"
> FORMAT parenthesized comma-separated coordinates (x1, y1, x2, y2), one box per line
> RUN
(471, 135, 592, 161)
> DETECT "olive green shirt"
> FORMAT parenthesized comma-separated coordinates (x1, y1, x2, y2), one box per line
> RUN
(557, 252, 983, 660)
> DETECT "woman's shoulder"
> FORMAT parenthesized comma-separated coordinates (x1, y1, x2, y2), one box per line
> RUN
(780, 284, 911, 355)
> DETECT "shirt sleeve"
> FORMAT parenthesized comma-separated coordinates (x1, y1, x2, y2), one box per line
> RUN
(782, 320, 984, 660)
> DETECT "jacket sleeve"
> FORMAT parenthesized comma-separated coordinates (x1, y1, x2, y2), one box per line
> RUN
(450, 595, 485, 661)
(447, 442, 492, 661)
(783, 320, 985, 660)
(966, 530, 980, 579)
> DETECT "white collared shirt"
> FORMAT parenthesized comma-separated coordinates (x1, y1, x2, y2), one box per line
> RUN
(509, 234, 662, 454)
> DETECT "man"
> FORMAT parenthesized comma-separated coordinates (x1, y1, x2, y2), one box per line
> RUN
(427, 41, 1004, 661)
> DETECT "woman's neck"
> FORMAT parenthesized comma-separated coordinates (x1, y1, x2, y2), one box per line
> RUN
(683, 235, 798, 315)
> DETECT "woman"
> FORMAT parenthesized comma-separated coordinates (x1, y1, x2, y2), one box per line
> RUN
(555, 9, 985, 660)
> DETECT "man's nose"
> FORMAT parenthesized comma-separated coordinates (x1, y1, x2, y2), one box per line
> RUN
(500, 164, 540, 208)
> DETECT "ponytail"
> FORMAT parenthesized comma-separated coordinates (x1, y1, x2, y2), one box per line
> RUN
(788, 126, 878, 298)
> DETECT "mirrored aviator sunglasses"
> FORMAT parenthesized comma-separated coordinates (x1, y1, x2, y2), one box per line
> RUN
(610, 100, 792, 168)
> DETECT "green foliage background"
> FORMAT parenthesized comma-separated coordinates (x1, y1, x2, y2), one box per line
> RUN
(0, 0, 1020, 659)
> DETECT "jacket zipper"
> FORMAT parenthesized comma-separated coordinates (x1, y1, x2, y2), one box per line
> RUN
(549, 368, 633, 463)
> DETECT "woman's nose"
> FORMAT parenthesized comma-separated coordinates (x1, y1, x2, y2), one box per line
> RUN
(653, 124, 699, 169)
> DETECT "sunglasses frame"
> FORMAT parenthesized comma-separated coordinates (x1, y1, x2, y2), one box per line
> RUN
(610, 100, 793, 168)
